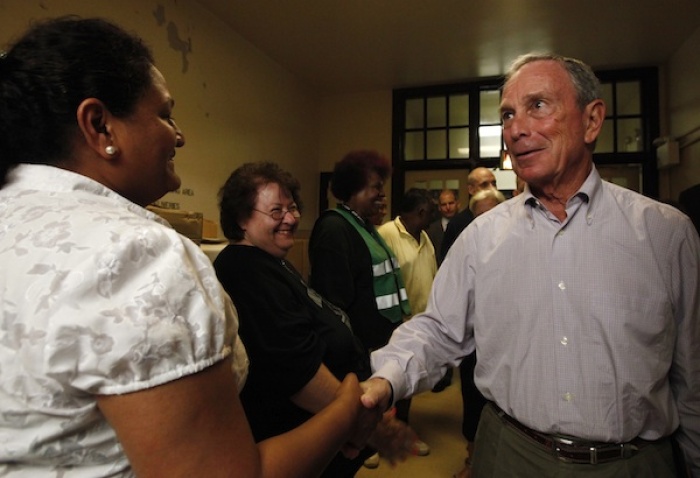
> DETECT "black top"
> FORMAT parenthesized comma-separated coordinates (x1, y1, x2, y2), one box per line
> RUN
(426, 219, 445, 266)
(440, 208, 474, 262)
(679, 183, 700, 235)
(213, 244, 369, 441)
(308, 210, 400, 352)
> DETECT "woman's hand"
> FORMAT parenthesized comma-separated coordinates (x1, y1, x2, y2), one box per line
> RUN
(338, 374, 384, 458)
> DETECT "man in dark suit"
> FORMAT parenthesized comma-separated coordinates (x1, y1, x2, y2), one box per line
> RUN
(439, 167, 498, 263)
(679, 183, 700, 235)
(426, 189, 459, 266)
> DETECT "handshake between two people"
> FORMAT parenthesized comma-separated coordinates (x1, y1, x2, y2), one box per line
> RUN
(335, 374, 418, 466)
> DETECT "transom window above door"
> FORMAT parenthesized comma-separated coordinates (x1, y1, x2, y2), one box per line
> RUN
(391, 67, 659, 207)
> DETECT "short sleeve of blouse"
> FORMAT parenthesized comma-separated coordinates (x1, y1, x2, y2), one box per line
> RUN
(37, 219, 236, 395)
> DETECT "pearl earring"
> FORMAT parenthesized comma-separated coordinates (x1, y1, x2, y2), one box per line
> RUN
(105, 145, 117, 155)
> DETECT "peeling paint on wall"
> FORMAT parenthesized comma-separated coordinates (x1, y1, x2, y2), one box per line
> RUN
(153, 4, 166, 26)
(153, 3, 192, 73)
(167, 21, 191, 73)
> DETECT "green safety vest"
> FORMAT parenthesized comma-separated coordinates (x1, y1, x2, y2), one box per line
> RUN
(332, 207, 411, 323)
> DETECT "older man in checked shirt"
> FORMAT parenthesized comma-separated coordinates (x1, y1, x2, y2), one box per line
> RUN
(361, 53, 700, 477)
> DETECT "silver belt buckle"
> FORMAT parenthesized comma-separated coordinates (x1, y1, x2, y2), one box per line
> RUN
(552, 435, 575, 446)
(551, 436, 609, 464)
(551, 435, 639, 465)
(551, 436, 578, 463)
(589, 446, 599, 465)
(593, 443, 630, 464)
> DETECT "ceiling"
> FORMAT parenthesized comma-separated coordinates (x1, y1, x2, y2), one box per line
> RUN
(196, 0, 700, 94)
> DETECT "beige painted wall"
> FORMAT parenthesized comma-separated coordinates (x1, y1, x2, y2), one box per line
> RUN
(317, 90, 393, 170)
(665, 24, 700, 200)
(0, 0, 319, 232)
(3, 1, 698, 224)
(316, 90, 394, 210)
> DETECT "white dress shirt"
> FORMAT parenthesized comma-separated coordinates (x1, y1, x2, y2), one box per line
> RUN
(371, 167, 700, 473)
(441, 216, 449, 231)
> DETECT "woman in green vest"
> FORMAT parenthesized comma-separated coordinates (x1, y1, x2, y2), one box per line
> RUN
(309, 150, 430, 468)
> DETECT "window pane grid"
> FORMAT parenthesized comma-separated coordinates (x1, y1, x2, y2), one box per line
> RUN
(393, 67, 658, 202)
(397, 76, 646, 162)
(404, 95, 468, 160)
(597, 80, 643, 154)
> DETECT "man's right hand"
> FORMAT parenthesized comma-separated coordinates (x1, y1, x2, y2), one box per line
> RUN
(359, 377, 393, 412)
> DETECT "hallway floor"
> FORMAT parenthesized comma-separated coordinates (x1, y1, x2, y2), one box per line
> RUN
(356, 368, 467, 478)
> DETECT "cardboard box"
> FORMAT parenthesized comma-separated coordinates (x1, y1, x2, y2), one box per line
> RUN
(147, 206, 203, 244)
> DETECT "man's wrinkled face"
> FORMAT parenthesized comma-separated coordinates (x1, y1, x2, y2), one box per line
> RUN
(500, 60, 595, 189)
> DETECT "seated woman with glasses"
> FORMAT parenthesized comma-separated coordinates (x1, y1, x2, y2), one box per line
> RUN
(214, 162, 416, 477)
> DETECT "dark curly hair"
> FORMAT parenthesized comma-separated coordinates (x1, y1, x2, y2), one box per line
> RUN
(0, 16, 155, 187)
(330, 150, 391, 202)
(219, 162, 303, 241)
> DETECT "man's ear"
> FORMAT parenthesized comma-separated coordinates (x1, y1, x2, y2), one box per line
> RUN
(583, 99, 606, 145)
(76, 98, 116, 159)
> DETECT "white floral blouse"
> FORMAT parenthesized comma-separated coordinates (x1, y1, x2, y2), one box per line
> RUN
(0, 164, 248, 477)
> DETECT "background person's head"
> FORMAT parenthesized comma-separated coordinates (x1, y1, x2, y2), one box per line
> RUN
(331, 150, 391, 221)
(500, 53, 605, 191)
(467, 167, 497, 197)
(469, 188, 506, 217)
(399, 188, 436, 233)
(0, 16, 184, 204)
(219, 162, 303, 258)
(437, 189, 459, 220)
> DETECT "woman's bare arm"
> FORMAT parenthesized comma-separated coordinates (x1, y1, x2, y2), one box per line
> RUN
(290, 363, 340, 412)
(97, 357, 362, 478)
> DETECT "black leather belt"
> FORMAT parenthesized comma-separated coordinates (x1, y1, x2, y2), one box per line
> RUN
(491, 404, 655, 465)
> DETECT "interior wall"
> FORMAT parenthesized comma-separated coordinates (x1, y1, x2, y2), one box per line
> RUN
(0, 0, 319, 232)
(317, 90, 394, 210)
(665, 24, 700, 200)
(4, 2, 698, 222)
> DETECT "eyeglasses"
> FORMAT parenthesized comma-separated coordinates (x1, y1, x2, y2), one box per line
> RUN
(253, 205, 301, 220)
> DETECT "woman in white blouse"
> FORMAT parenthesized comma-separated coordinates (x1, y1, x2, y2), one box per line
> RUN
(0, 15, 368, 477)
